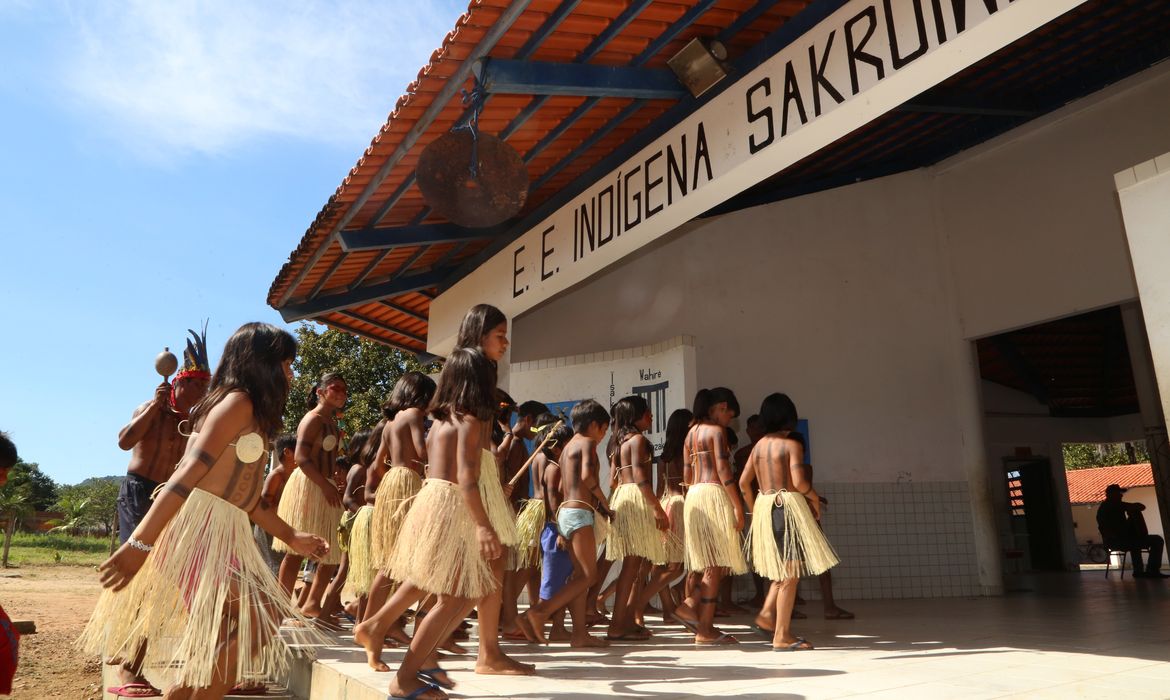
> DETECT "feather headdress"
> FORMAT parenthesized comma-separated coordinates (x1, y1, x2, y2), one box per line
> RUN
(175, 320, 211, 382)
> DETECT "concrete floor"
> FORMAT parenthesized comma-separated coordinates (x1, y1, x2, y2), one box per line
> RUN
(294, 571, 1170, 699)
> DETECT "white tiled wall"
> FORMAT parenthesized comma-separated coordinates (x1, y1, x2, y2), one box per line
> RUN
(752, 481, 982, 600)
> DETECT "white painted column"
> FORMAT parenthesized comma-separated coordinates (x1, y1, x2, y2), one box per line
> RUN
(953, 340, 1006, 595)
(1116, 156, 1170, 548)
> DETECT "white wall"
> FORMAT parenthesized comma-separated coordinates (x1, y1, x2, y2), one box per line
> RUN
(937, 61, 1170, 339)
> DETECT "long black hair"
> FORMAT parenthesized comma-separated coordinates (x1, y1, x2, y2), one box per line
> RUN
(306, 371, 345, 409)
(360, 419, 386, 467)
(660, 408, 692, 463)
(759, 393, 798, 433)
(691, 387, 740, 424)
(607, 395, 649, 461)
(382, 372, 436, 420)
(347, 429, 371, 465)
(430, 347, 498, 422)
(455, 304, 507, 351)
(536, 413, 573, 461)
(190, 322, 297, 438)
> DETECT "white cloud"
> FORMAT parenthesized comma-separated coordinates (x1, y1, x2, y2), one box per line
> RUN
(59, 0, 465, 158)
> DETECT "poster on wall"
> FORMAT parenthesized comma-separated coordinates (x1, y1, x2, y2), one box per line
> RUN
(509, 338, 697, 468)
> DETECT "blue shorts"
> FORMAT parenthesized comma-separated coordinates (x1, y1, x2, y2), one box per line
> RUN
(539, 523, 573, 600)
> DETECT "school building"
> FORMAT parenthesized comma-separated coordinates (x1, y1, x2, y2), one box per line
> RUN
(269, 0, 1170, 602)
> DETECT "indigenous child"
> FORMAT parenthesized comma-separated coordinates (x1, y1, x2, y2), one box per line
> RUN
(275, 372, 348, 623)
(536, 417, 575, 642)
(525, 399, 612, 648)
(344, 425, 382, 620)
(354, 372, 436, 669)
(604, 396, 668, 641)
(80, 322, 329, 698)
(500, 399, 549, 641)
(681, 387, 747, 645)
(451, 304, 534, 676)
(253, 432, 296, 580)
(640, 408, 691, 627)
(382, 347, 509, 700)
(739, 393, 839, 651)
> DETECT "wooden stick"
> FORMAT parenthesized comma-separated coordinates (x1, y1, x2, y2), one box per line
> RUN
(508, 420, 564, 487)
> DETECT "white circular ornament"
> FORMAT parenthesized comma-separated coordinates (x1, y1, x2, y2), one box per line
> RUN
(236, 433, 266, 463)
(321, 434, 338, 452)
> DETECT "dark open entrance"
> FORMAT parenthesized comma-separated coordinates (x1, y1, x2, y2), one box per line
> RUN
(977, 306, 1142, 572)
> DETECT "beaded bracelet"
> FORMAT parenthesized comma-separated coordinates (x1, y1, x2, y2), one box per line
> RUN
(127, 537, 154, 552)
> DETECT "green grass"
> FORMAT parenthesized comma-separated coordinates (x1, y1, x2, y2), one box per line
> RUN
(1, 532, 111, 567)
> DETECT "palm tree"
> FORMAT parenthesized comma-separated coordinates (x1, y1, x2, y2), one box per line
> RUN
(0, 485, 34, 568)
(48, 496, 94, 536)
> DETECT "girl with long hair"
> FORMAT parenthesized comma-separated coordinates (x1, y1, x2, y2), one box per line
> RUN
(81, 322, 328, 698)
(681, 387, 747, 644)
(604, 395, 669, 641)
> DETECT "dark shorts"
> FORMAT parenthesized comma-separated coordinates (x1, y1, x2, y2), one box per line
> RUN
(117, 473, 161, 544)
(771, 502, 788, 548)
(540, 522, 573, 601)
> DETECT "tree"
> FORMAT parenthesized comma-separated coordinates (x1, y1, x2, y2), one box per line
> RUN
(284, 324, 441, 438)
(0, 485, 33, 568)
(73, 477, 121, 536)
(48, 491, 94, 535)
(1063, 441, 1151, 470)
(6, 460, 57, 511)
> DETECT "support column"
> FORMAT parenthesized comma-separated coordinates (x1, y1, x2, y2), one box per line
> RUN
(1120, 303, 1170, 546)
(954, 339, 1005, 595)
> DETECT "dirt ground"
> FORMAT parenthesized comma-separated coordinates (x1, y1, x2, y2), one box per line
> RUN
(0, 566, 104, 700)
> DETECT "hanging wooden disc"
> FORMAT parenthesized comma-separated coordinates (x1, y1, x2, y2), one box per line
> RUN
(416, 130, 529, 228)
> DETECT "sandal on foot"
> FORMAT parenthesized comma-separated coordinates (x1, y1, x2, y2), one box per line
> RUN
(107, 684, 162, 698)
(695, 632, 738, 645)
(774, 637, 814, 651)
(388, 686, 442, 700)
(750, 622, 774, 637)
(417, 667, 455, 690)
(669, 613, 700, 634)
(228, 683, 268, 695)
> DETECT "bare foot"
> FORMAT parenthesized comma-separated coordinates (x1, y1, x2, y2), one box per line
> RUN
(824, 606, 855, 620)
(754, 613, 775, 630)
(525, 607, 549, 644)
(515, 613, 537, 642)
(475, 654, 537, 676)
(440, 637, 470, 655)
(571, 634, 609, 648)
(353, 621, 390, 672)
(549, 626, 572, 642)
(773, 636, 814, 651)
(387, 623, 412, 646)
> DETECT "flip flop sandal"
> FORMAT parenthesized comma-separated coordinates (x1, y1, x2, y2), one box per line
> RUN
(669, 613, 701, 634)
(388, 685, 444, 700)
(417, 667, 455, 690)
(227, 684, 268, 695)
(107, 683, 163, 698)
(750, 623, 774, 637)
(774, 637, 814, 651)
(695, 632, 739, 645)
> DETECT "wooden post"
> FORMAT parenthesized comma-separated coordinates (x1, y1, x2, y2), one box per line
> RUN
(2, 515, 15, 568)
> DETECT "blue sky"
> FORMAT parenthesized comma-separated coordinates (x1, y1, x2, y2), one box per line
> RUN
(0, 0, 467, 485)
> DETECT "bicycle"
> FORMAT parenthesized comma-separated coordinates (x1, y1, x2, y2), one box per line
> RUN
(1078, 540, 1108, 564)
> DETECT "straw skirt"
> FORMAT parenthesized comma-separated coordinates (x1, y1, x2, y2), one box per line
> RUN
(79, 489, 325, 689)
(606, 483, 667, 563)
(660, 494, 686, 564)
(479, 450, 519, 547)
(747, 491, 840, 581)
(272, 469, 343, 565)
(683, 483, 747, 574)
(370, 466, 423, 571)
(346, 505, 376, 596)
(385, 479, 499, 600)
(514, 498, 546, 570)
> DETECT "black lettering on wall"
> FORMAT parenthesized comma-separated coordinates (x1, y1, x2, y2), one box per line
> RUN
(540, 225, 555, 281)
(929, 0, 949, 43)
(623, 167, 642, 231)
(512, 245, 526, 297)
(950, 0, 1006, 34)
(885, 0, 928, 70)
(809, 31, 844, 117)
(645, 151, 664, 218)
(781, 60, 808, 137)
(598, 185, 615, 246)
(845, 6, 885, 95)
(666, 136, 687, 205)
(579, 199, 595, 254)
(693, 122, 712, 190)
(745, 78, 775, 154)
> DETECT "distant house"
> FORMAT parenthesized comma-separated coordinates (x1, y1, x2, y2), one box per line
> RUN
(1066, 464, 1161, 544)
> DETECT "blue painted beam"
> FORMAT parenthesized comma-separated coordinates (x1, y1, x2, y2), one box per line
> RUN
(339, 223, 503, 253)
(476, 58, 684, 99)
(280, 268, 449, 322)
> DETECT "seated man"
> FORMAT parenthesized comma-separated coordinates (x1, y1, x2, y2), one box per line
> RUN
(1098, 483, 1167, 579)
